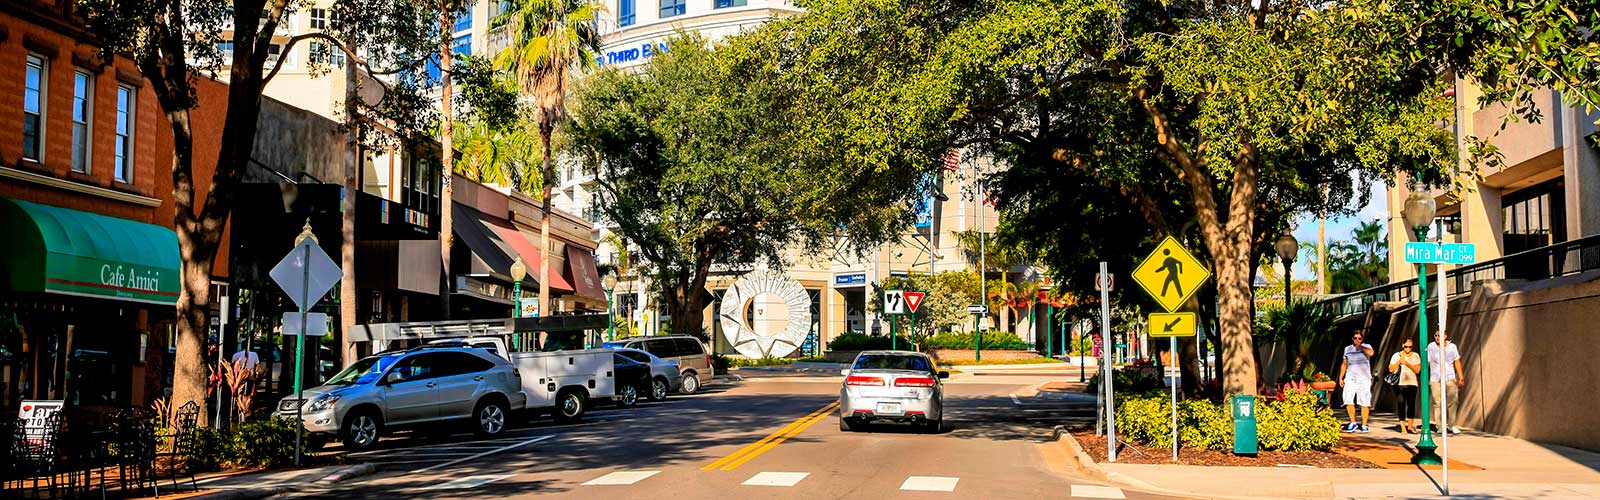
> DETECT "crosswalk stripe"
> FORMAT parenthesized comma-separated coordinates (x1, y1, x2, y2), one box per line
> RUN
(741, 472, 810, 487)
(582, 470, 660, 486)
(421, 474, 515, 490)
(900, 476, 959, 492)
(1071, 484, 1127, 499)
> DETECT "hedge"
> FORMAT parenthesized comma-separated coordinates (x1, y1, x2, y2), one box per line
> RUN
(920, 331, 1029, 350)
(1114, 388, 1340, 451)
(827, 332, 911, 351)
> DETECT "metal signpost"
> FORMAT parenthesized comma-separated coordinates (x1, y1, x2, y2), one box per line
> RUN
(1404, 240, 1474, 495)
(967, 303, 987, 361)
(884, 290, 905, 350)
(269, 221, 343, 466)
(1131, 237, 1212, 461)
(904, 292, 925, 350)
(1097, 263, 1115, 461)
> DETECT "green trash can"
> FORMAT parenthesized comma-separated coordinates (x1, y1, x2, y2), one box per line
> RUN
(1232, 394, 1258, 456)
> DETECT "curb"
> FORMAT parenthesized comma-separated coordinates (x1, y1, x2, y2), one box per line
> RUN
(187, 486, 291, 500)
(1050, 426, 1286, 500)
(320, 463, 378, 482)
(792, 361, 847, 368)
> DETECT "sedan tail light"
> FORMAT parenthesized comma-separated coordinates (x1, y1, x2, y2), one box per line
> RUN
(844, 375, 885, 386)
(894, 377, 936, 388)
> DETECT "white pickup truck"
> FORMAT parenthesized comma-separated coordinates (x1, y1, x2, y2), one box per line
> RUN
(509, 349, 618, 422)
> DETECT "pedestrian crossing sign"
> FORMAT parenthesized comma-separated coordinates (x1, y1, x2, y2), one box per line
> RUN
(1131, 237, 1211, 312)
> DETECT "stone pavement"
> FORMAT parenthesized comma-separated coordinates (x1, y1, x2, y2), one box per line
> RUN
(1064, 410, 1600, 499)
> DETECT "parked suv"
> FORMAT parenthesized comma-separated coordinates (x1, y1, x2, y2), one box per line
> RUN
(274, 347, 527, 450)
(603, 336, 711, 393)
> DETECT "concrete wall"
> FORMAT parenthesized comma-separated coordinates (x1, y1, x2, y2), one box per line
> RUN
(1370, 271, 1600, 451)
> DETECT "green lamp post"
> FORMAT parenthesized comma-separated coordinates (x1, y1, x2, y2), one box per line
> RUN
(604, 272, 619, 341)
(510, 258, 527, 351)
(1404, 191, 1443, 465)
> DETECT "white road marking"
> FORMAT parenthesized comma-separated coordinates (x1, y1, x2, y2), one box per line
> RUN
(741, 472, 810, 487)
(408, 435, 553, 474)
(582, 471, 661, 486)
(1071, 484, 1127, 499)
(900, 476, 960, 492)
(421, 474, 515, 490)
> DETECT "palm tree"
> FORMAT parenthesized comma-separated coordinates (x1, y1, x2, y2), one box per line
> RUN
(495, 0, 604, 316)
(1351, 220, 1388, 287)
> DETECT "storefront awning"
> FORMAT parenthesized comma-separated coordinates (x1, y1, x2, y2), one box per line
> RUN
(1, 198, 180, 305)
(488, 224, 575, 293)
(566, 246, 606, 301)
(451, 201, 517, 278)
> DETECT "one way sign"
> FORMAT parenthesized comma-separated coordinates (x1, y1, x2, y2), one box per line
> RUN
(903, 292, 926, 314)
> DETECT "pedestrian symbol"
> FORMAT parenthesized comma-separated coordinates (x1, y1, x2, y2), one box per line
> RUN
(1132, 237, 1211, 312)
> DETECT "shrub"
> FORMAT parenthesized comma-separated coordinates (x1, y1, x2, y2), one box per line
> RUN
(233, 418, 299, 468)
(1114, 396, 1233, 451)
(1115, 396, 1174, 447)
(187, 426, 234, 472)
(711, 353, 732, 374)
(1086, 368, 1165, 397)
(920, 331, 1029, 350)
(1257, 388, 1341, 451)
(730, 356, 798, 367)
(1177, 399, 1234, 451)
(827, 333, 910, 351)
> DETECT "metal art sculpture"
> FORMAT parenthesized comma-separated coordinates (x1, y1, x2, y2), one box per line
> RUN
(718, 270, 811, 358)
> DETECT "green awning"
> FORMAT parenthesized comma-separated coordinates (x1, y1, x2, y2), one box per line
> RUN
(2, 197, 181, 305)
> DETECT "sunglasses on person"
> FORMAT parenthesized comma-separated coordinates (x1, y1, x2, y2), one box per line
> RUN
(1403, 344, 1414, 349)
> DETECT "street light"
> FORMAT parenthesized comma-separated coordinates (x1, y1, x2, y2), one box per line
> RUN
(1275, 234, 1299, 305)
(603, 272, 619, 341)
(1402, 191, 1443, 465)
(510, 258, 527, 319)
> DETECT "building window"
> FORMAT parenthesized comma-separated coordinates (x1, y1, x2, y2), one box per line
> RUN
(308, 41, 344, 67)
(715, 0, 746, 7)
(23, 54, 46, 162)
(660, 0, 685, 18)
(72, 70, 93, 173)
(1502, 180, 1567, 255)
(115, 85, 134, 183)
(453, 8, 472, 33)
(619, 0, 635, 26)
(217, 41, 235, 61)
(310, 8, 327, 29)
(453, 35, 471, 57)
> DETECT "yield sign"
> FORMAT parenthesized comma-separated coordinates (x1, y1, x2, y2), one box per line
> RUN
(903, 291, 926, 314)
(1131, 236, 1211, 312)
(270, 237, 343, 311)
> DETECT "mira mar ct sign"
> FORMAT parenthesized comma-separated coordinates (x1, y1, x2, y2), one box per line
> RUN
(1403, 242, 1477, 265)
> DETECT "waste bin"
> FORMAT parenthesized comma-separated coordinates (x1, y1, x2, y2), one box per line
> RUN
(1232, 394, 1257, 456)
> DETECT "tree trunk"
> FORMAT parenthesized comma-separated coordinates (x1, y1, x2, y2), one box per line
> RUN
(339, 31, 362, 368)
(537, 119, 555, 317)
(438, 13, 455, 321)
(172, 253, 214, 415)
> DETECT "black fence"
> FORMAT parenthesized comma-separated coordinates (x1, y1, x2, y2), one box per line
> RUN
(1320, 234, 1600, 318)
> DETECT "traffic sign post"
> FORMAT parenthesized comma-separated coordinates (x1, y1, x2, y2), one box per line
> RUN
(904, 292, 924, 351)
(1099, 262, 1115, 462)
(1402, 237, 1477, 492)
(1131, 237, 1214, 460)
(269, 221, 342, 466)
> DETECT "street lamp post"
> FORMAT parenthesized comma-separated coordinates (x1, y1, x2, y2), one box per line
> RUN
(510, 258, 527, 351)
(1403, 191, 1443, 465)
(604, 273, 619, 341)
(1275, 234, 1299, 306)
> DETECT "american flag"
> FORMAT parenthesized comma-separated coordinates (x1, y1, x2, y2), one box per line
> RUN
(941, 149, 961, 171)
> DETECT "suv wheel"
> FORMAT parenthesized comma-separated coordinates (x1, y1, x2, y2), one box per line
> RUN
(680, 372, 701, 394)
(618, 384, 640, 408)
(341, 410, 382, 450)
(474, 398, 509, 436)
(553, 390, 587, 423)
(649, 378, 669, 401)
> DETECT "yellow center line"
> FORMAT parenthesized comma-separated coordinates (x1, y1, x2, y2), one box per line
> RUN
(718, 402, 838, 471)
(701, 401, 839, 471)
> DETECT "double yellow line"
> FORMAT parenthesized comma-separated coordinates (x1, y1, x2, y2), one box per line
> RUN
(701, 401, 839, 471)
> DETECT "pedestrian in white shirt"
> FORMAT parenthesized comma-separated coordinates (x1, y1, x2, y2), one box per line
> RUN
(1339, 331, 1376, 433)
(1428, 331, 1465, 434)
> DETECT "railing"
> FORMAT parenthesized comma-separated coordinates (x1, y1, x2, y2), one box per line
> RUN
(1319, 234, 1600, 318)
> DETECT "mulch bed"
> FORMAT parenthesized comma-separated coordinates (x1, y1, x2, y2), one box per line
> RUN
(1071, 431, 1379, 468)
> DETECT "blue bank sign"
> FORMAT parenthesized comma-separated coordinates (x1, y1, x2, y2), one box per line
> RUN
(1403, 242, 1477, 265)
(598, 41, 669, 66)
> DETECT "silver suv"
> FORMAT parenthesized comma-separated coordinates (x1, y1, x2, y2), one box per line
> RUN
(274, 346, 527, 450)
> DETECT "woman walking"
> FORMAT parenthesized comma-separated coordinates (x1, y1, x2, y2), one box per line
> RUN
(1388, 341, 1423, 433)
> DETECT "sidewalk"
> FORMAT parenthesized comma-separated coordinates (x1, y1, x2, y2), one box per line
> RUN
(1062, 414, 1600, 499)
(124, 463, 378, 500)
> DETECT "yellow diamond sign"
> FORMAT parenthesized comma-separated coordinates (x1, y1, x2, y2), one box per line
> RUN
(1132, 236, 1211, 312)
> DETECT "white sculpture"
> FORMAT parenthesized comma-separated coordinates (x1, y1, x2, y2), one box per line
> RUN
(718, 269, 811, 359)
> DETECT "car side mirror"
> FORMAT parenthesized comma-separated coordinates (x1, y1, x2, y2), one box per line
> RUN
(384, 372, 403, 384)
(937, 371, 950, 379)
(840, 369, 851, 376)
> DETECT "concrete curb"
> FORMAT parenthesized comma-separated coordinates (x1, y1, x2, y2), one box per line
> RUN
(792, 361, 847, 368)
(1050, 426, 1285, 500)
(187, 486, 291, 500)
(319, 463, 378, 482)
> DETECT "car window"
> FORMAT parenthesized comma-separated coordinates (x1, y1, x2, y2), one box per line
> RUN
(327, 355, 401, 385)
(390, 353, 440, 382)
(618, 351, 651, 364)
(674, 339, 704, 357)
(852, 354, 932, 372)
(433, 352, 496, 378)
(641, 340, 672, 357)
(468, 342, 500, 356)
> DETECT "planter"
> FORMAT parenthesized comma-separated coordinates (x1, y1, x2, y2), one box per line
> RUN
(1309, 381, 1337, 391)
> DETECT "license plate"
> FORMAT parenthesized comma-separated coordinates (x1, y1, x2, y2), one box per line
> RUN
(876, 402, 902, 414)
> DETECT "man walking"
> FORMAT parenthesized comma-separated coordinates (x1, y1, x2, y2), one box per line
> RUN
(1339, 331, 1375, 432)
(1429, 331, 1465, 434)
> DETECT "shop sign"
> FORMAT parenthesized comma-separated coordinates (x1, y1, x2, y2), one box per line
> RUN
(46, 259, 180, 305)
(834, 273, 866, 285)
(598, 41, 669, 66)
(18, 400, 64, 443)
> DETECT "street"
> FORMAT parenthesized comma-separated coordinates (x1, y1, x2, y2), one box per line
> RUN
(265, 370, 1179, 499)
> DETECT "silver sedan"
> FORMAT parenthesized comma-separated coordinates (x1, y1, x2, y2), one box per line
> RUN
(839, 351, 949, 433)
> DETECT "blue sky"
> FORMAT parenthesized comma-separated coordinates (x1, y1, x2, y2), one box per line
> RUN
(1285, 180, 1389, 277)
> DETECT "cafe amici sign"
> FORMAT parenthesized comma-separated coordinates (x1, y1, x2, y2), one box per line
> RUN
(3, 198, 182, 305)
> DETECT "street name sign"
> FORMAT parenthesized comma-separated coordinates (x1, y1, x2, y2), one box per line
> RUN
(1132, 237, 1212, 312)
(1404, 242, 1476, 265)
(884, 290, 906, 315)
(1148, 312, 1197, 337)
(903, 291, 926, 314)
(270, 238, 342, 311)
(968, 304, 988, 315)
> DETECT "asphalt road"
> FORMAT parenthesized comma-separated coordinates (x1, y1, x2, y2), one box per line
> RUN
(272, 370, 1185, 499)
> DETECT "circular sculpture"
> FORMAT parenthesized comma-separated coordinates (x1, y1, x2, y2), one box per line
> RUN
(719, 269, 811, 359)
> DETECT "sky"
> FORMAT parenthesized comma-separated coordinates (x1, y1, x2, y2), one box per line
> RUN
(1285, 179, 1390, 278)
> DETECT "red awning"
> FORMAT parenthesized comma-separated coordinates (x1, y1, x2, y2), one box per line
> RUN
(485, 221, 575, 293)
(565, 245, 607, 301)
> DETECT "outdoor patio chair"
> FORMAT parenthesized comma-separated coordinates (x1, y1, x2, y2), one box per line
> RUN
(110, 408, 157, 498)
(12, 412, 62, 499)
(155, 401, 202, 494)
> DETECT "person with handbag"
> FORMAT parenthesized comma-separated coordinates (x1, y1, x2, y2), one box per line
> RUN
(1388, 340, 1422, 433)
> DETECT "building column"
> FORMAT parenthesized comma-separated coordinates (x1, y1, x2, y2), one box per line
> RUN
(1388, 179, 1417, 282)
(1562, 101, 1600, 240)
(1460, 185, 1505, 260)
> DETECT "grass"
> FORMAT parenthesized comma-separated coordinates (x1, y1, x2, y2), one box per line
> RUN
(937, 357, 1067, 366)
